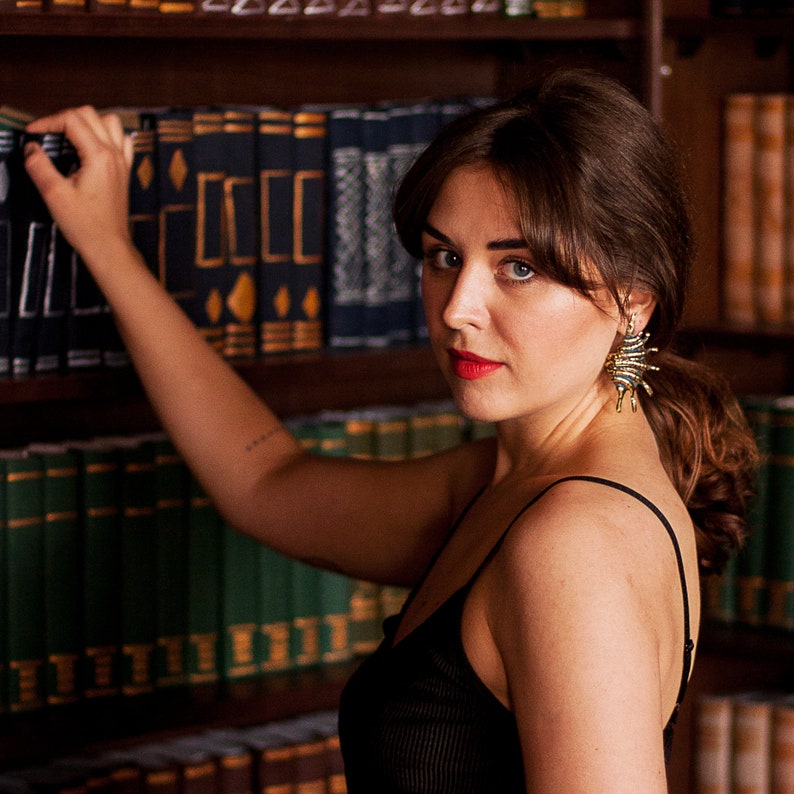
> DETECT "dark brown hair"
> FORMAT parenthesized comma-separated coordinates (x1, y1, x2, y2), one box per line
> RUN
(394, 68, 757, 573)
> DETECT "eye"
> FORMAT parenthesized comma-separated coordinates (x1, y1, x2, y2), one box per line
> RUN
(498, 259, 536, 283)
(425, 247, 462, 271)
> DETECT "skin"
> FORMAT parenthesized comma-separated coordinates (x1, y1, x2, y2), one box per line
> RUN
(24, 109, 700, 792)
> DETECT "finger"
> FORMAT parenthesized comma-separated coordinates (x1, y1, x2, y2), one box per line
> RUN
(23, 139, 65, 198)
(123, 133, 135, 170)
(102, 112, 127, 148)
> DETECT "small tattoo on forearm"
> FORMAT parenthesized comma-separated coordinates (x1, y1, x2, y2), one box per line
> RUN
(245, 426, 284, 452)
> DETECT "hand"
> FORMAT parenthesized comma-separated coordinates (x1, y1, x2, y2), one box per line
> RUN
(24, 106, 135, 271)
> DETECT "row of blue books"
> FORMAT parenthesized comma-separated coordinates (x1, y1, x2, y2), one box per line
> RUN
(0, 94, 493, 378)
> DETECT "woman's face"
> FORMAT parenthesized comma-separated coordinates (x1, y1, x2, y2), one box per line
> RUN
(420, 164, 621, 426)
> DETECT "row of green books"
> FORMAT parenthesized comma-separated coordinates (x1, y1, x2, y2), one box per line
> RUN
(0, 398, 494, 714)
(703, 395, 794, 631)
(2, 0, 585, 18)
(0, 709, 346, 794)
(0, 95, 491, 378)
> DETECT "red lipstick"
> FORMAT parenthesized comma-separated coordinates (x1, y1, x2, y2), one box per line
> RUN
(448, 348, 503, 380)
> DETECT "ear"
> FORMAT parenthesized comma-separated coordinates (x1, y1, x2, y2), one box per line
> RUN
(622, 289, 657, 334)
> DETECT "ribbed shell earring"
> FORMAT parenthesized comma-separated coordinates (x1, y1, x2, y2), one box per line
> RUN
(604, 314, 659, 413)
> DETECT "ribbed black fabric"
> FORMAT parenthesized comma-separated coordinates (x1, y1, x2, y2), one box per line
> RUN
(338, 476, 693, 791)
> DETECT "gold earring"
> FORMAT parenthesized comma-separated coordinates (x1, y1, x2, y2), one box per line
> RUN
(604, 314, 659, 413)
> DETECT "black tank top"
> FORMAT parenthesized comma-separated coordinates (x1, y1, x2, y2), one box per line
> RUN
(338, 476, 694, 792)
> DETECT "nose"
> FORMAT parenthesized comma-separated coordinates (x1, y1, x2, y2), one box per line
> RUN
(440, 262, 489, 330)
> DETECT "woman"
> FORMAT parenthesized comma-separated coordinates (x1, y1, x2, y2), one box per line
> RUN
(24, 69, 756, 792)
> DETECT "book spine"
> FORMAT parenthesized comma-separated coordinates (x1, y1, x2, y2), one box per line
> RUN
(737, 395, 774, 626)
(0, 129, 18, 377)
(732, 694, 773, 794)
(38, 446, 82, 706)
(221, 523, 262, 680)
(325, 106, 366, 349)
(257, 108, 295, 356)
(10, 132, 60, 378)
(753, 93, 787, 324)
(156, 110, 199, 323)
(35, 135, 77, 375)
(696, 693, 734, 794)
(787, 95, 794, 325)
(129, 115, 161, 282)
(362, 108, 392, 349)
(152, 437, 189, 690)
(764, 397, 794, 630)
(773, 698, 794, 793)
(193, 108, 227, 354)
(187, 477, 222, 685)
(4, 452, 46, 712)
(75, 443, 122, 699)
(118, 439, 158, 697)
(258, 545, 293, 675)
(221, 108, 259, 361)
(291, 110, 326, 352)
(723, 94, 758, 326)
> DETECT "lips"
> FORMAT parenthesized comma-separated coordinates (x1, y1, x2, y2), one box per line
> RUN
(447, 348, 503, 380)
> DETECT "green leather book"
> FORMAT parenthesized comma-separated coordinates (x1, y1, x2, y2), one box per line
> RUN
(151, 436, 189, 689)
(117, 438, 158, 696)
(3, 450, 46, 711)
(764, 397, 794, 630)
(258, 545, 292, 675)
(737, 395, 774, 625)
(221, 522, 261, 680)
(72, 439, 122, 699)
(28, 443, 82, 706)
(186, 477, 221, 686)
(0, 456, 6, 714)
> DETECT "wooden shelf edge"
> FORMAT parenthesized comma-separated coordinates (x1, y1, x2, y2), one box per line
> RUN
(666, 15, 794, 41)
(0, 11, 639, 40)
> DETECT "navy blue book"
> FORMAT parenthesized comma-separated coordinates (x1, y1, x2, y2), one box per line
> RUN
(0, 129, 19, 377)
(155, 109, 198, 324)
(362, 107, 392, 349)
(291, 109, 326, 352)
(325, 105, 365, 349)
(221, 107, 259, 361)
(34, 135, 77, 374)
(192, 107, 227, 354)
(386, 103, 420, 345)
(257, 107, 295, 356)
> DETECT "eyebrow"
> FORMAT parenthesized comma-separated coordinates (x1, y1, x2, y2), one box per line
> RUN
(423, 222, 528, 252)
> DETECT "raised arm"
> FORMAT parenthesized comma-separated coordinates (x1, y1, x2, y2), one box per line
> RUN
(24, 107, 494, 585)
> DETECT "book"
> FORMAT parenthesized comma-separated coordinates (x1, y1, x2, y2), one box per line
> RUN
(192, 107, 227, 354)
(773, 696, 794, 793)
(723, 94, 758, 326)
(221, 108, 259, 361)
(257, 108, 294, 356)
(732, 693, 773, 794)
(325, 105, 366, 349)
(764, 397, 794, 630)
(72, 440, 122, 700)
(28, 444, 82, 706)
(291, 109, 326, 352)
(787, 96, 794, 324)
(753, 94, 787, 324)
(155, 109, 198, 323)
(220, 522, 261, 680)
(151, 436, 189, 690)
(737, 395, 774, 625)
(362, 107, 392, 349)
(186, 477, 222, 685)
(258, 545, 293, 675)
(695, 693, 734, 794)
(35, 135, 78, 375)
(0, 128, 18, 377)
(117, 438, 158, 696)
(2, 451, 46, 712)
(10, 131, 60, 377)
(127, 112, 161, 282)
